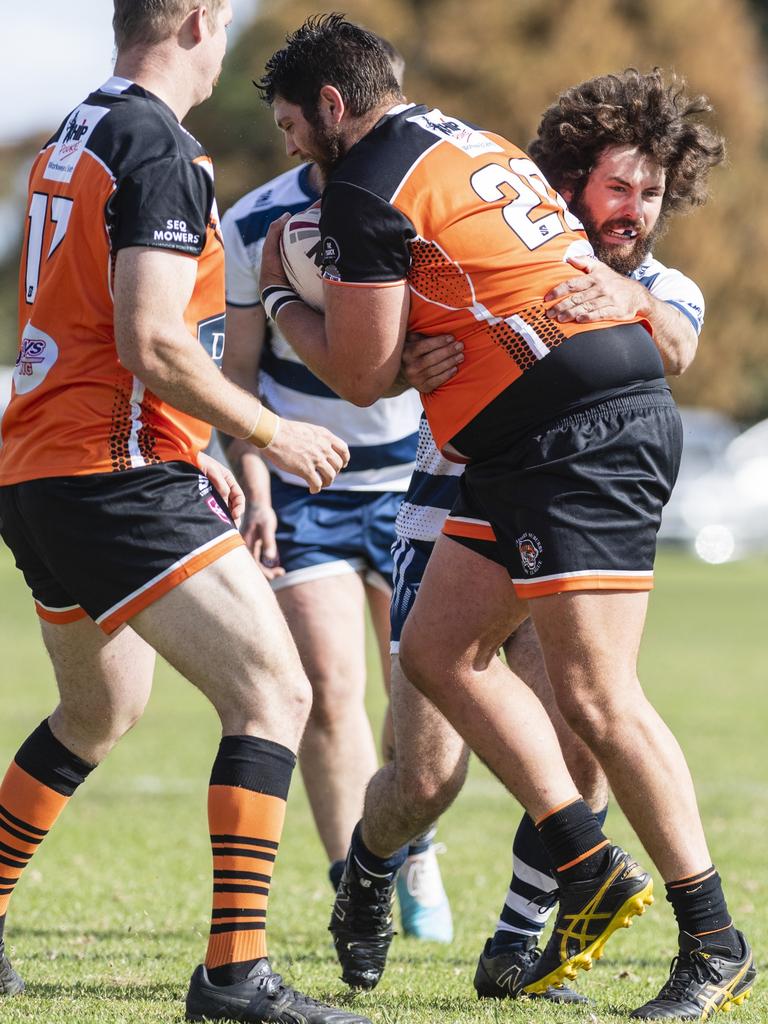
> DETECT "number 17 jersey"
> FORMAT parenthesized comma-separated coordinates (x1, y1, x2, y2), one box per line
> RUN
(319, 103, 659, 452)
(0, 76, 225, 486)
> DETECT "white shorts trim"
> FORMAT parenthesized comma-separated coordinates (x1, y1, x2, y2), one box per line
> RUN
(511, 568, 654, 586)
(271, 558, 392, 594)
(94, 529, 239, 624)
(270, 557, 366, 592)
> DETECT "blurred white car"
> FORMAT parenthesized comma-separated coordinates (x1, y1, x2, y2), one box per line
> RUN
(659, 409, 768, 562)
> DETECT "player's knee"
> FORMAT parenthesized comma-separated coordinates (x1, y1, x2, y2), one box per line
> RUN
(399, 633, 441, 698)
(56, 698, 146, 753)
(395, 757, 465, 822)
(258, 670, 313, 732)
(305, 671, 363, 732)
(557, 684, 632, 749)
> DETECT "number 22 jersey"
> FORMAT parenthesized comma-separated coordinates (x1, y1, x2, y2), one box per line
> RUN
(0, 76, 225, 486)
(319, 104, 663, 453)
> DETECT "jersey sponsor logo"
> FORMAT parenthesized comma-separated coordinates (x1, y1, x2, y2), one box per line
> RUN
(321, 236, 341, 280)
(43, 104, 111, 183)
(517, 531, 543, 575)
(197, 312, 226, 368)
(153, 218, 202, 246)
(198, 474, 212, 497)
(13, 323, 59, 394)
(407, 109, 503, 156)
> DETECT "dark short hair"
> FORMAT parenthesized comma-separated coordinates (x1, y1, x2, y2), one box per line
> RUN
(256, 13, 403, 119)
(529, 68, 725, 213)
(113, 0, 223, 50)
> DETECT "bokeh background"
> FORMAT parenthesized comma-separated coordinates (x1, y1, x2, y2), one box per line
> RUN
(2, 0, 768, 420)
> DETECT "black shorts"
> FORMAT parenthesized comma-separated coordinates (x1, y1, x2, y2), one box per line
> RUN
(0, 461, 243, 633)
(443, 390, 682, 597)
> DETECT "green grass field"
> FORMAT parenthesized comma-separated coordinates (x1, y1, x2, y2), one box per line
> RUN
(0, 544, 765, 1023)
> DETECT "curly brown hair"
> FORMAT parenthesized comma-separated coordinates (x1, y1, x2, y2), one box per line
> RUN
(529, 68, 725, 214)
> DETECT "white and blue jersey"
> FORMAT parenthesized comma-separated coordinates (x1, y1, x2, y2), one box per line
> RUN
(222, 164, 421, 493)
(223, 165, 421, 590)
(390, 257, 704, 648)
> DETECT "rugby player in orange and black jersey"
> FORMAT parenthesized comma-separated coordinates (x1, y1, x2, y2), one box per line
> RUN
(0, 76, 240, 632)
(316, 103, 681, 595)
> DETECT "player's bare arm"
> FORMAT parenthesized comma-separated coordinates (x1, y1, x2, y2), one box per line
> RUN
(114, 246, 349, 492)
(544, 257, 698, 376)
(231, 448, 284, 579)
(260, 216, 409, 405)
(220, 301, 283, 577)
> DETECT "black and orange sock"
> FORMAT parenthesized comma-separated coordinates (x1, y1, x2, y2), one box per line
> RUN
(0, 719, 94, 942)
(204, 735, 296, 988)
(535, 797, 610, 885)
(666, 866, 741, 955)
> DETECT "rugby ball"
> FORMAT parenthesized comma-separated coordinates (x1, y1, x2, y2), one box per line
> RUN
(280, 203, 325, 311)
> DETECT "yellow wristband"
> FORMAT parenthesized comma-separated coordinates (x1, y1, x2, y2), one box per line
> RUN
(245, 406, 280, 449)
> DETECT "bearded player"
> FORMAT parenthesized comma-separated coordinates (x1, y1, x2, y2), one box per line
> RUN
(256, 19, 755, 1019)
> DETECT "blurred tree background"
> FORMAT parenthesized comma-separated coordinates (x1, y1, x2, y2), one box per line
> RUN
(2, 0, 767, 420)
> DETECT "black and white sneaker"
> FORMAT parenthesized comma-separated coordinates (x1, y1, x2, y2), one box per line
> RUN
(474, 937, 588, 1002)
(0, 942, 24, 997)
(629, 930, 756, 1019)
(329, 852, 396, 990)
(185, 958, 371, 1023)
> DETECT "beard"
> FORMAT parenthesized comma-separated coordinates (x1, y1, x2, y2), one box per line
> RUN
(569, 193, 667, 275)
(306, 119, 345, 181)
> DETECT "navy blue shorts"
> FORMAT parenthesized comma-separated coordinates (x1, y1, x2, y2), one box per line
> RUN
(389, 537, 433, 652)
(269, 476, 402, 592)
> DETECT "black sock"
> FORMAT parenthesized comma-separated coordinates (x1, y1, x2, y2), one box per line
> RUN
(490, 804, 609, 953)
(350, 821, 408, 883)
(666, 866, 741, 956)
(329, 859, 345, 890)
(536, 798, 610, 884)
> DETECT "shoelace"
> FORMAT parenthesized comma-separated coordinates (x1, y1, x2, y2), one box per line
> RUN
(529, 888, 559, 915)
(341, 876, 394, 931)
(659, 952, 723, 1002)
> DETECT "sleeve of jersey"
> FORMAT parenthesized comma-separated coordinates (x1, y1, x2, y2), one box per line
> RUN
(646, 266, 706, 335)
(320, 181, 414, 286)
(110, 156, 212, 257)
(221, 208, 262, 307)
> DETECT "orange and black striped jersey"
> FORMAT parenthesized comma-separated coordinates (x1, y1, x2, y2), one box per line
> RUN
(319, 104, 661, 451)
(0, 76, 225, 485)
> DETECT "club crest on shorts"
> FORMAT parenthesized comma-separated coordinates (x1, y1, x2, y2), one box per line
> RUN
(517, 532, 543, 575)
